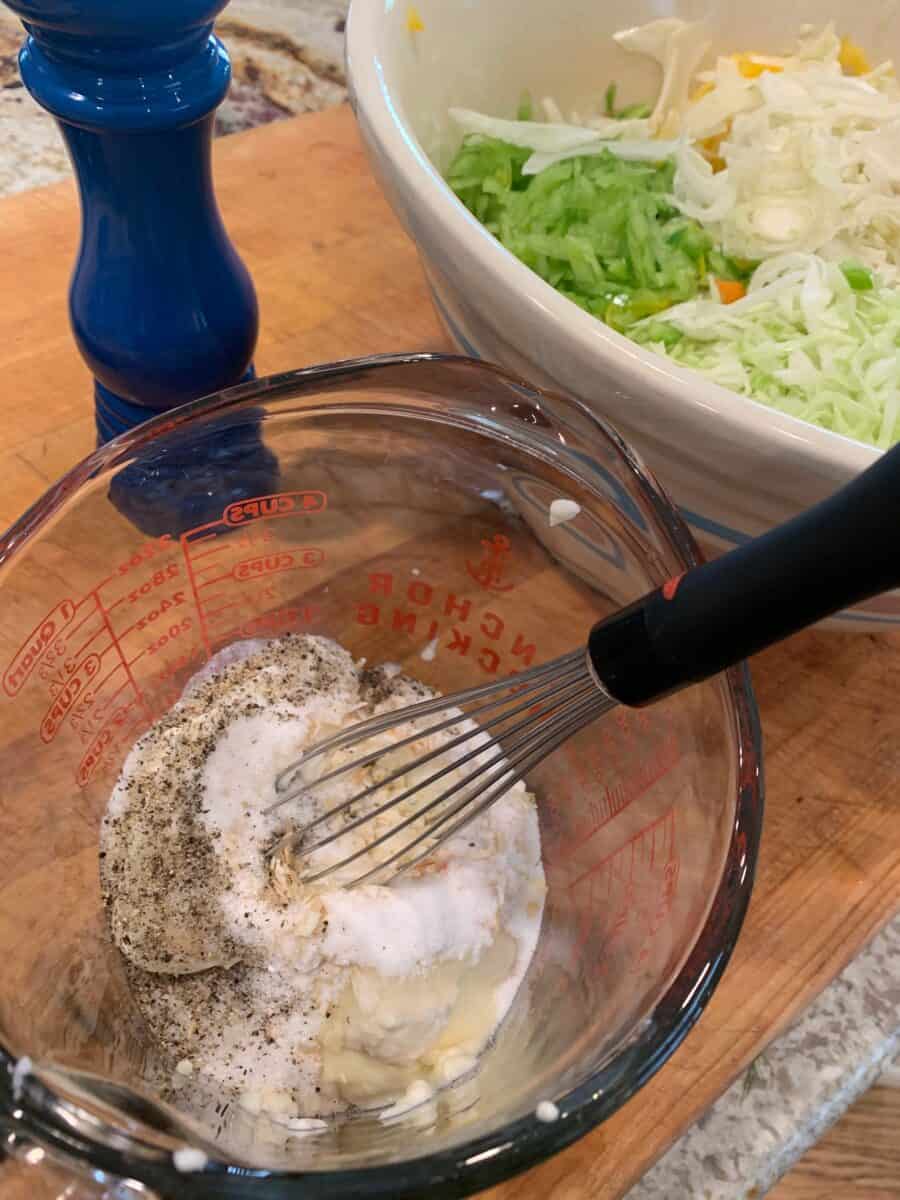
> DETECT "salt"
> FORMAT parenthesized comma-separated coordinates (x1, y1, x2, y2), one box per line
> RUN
(102, 635, 546, 1124)
(321, 863, 499, 976)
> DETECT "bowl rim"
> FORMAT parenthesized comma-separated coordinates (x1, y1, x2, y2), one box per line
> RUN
(345, 0, 881, 478)
(0, 352, 764, 1199)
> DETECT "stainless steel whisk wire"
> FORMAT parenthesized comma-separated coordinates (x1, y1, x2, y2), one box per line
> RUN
(264, 434, 900, 890)
(266, 649, 613, 887)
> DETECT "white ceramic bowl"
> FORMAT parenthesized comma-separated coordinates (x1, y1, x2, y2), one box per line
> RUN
(346, 0, 900, 630)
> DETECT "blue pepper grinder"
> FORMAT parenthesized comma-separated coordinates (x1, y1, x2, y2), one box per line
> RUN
(3, 0, 259, 444)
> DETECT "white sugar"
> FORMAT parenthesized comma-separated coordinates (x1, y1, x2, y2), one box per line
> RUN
(102, 635, 546, 1124)
(321, 863, 498, 976)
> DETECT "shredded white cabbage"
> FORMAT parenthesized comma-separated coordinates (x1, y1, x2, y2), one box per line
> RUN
(521, 138, 681, 175)
(635, 254, 900, 447)
(449, 109, 612, 153)
(447, 21, 900, 447)
(613, 18, 711, 136)
(447, 109, 673, 174)
(671, 25, 900, 278)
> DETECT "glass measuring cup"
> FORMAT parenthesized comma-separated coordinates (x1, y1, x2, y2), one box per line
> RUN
(0, 354, 762, 1199)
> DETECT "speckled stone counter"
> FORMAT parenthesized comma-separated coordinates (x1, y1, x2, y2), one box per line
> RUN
(0, 3, 896, 1196)
(624, 915, 900, 1200)
(0, 0, 349, 195)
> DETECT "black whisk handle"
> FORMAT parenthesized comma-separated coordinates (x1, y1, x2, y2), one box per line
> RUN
(588, 440, 900, 706)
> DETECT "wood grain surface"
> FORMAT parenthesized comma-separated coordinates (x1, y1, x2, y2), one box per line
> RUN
(770, 1084, 900, 1200)
(0, 104, 897, 1199)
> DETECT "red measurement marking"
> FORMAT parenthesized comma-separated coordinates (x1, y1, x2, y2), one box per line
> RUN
(145, 617, 193, 657)
(40, 653, 101, 742)
(567, 807, 676, 892)
(94, 589, 153, 726)
(36, 613, 108, 690)
(466, 534, 513, 593)
(77, 706, 143, 788)
(562, 730, 682, 856)
(232, 528, 276, 551)
(233, 547, 324, 581)
(210, 626, 241, 646)
(195, 563, 230, 582)
(4, 598, 77, 696)
(150, 642, 205, 688)
(195, 593, 231, 608)
(122, 562, 180, 604)
(223, 490, 327, 526)
(56, 603, 100, 649)
(64, 618, 109, 666)
(89, 674, 130, 717)
(77, 732, 111, 787)
(190, 543, 229, 562)
(565, 808, 679, 978)
(74, 660, 124, 705)
(204, 601, 244, 621)
(70, 667, 128, 741)
(115, 589, 188, 639)
(178, 540, 212, 658)
(230, 603, 319, 640)
(91, 573, 117, 594)
(114, 534, 174, 577)
(198, 574, 232, 591)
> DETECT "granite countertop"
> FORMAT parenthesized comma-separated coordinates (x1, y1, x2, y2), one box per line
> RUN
(0, 1, 350, 195)
(0, 2, 896, 1196)
(625, 917, 899, 1200)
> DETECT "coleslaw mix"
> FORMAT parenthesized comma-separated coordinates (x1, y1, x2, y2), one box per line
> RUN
(447, 22, 900, 448)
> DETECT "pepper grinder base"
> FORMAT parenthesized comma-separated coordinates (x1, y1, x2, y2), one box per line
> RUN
(95, 368, 257, 444)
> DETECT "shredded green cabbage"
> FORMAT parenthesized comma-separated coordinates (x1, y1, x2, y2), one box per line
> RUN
(603, 82, 652, 120)
(445, 20, 900, 450)
(448, 136, 750, 331)
(632, 255, 900, 447)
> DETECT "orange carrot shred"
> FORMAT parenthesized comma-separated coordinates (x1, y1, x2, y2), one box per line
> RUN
(715, 279, 747, 304)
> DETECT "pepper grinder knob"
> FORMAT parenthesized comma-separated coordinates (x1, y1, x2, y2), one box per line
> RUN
(3, 0, 259, 442)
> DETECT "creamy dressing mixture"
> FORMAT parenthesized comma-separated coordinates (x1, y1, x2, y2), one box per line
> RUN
(100, 635, 546, 1122)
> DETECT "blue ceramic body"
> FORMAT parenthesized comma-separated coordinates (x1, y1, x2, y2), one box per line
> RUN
(6, 0, 259, 441)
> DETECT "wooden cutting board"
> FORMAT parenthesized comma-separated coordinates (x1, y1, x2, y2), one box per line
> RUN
(0, 104, 898, 1199)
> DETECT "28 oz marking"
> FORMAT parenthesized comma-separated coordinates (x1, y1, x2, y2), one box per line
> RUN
(128, 563, 178, 602)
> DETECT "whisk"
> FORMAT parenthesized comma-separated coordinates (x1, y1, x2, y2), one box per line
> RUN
(268, 438, 900, 887)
